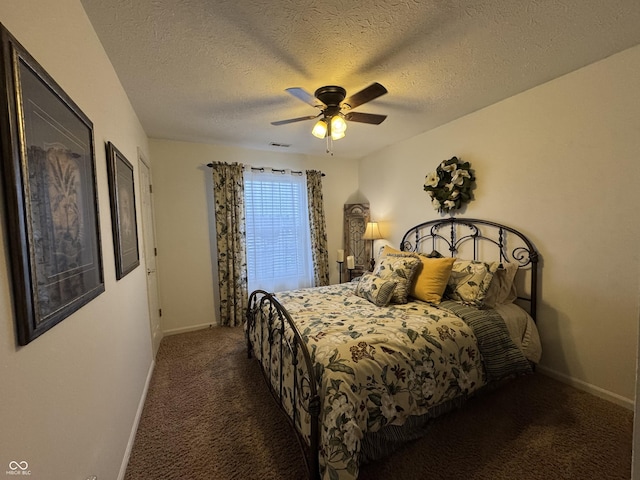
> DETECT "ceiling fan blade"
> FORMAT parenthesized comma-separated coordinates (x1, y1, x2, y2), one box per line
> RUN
(344, 111, 387, 125)
(285, 87, 324, 107)
(342, 82, 388, 110)
(271, 114, 320, 126)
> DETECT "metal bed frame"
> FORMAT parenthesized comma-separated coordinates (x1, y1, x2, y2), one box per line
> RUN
(246, 217, 539, 479)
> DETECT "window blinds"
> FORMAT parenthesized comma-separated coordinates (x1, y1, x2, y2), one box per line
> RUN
(244, 168, 314, 293)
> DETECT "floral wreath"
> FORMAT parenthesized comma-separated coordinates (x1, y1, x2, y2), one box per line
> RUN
(423, 156, 475, 213)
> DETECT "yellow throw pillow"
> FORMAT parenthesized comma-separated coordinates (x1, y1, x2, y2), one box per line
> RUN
(411, 256, 456, 304)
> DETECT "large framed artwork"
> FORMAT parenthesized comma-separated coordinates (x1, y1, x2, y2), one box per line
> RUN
(106, 141, 139, 280)
(0, 25, 104, 345)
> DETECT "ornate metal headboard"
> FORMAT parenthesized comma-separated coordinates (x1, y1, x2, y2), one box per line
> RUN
(400, 218, 540, 321)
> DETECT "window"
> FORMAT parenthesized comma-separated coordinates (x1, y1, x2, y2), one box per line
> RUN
(244, 168, 314, 293)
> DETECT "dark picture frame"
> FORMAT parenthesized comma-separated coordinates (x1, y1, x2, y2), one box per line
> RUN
(106, 142, 139, 280)
(0, 25, 104, 345)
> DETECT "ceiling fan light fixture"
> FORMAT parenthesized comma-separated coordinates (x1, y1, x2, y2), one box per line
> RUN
(275, 83, 388, 150)
(312, 119, 328, 138)
(331, 115, 347, 135)
(330, 128, 345, 141)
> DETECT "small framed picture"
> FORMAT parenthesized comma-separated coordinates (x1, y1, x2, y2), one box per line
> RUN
(0, 25, 104, 345)
(106, 142, 140, 280)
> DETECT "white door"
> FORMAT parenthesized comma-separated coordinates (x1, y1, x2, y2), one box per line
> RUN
(138, 152, 162, 358)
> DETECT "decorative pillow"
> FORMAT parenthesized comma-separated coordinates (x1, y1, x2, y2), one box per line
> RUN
(378, 245, 418, 259)
(372, 245, 418, 276)
(373, 254, 421, 304)
(376, 245, 453, 304)
(378, 245, 442, 259)
(445, 260, 500, 307)
(483, 263, 519, 308)
(354, 273, 397, 307)
(411, 255, 456, 304)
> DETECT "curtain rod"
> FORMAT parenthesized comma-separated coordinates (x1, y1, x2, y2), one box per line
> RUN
(206, 163, 325, 177)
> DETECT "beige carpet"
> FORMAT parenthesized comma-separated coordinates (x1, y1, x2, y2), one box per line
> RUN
(124, 327, 633, 480)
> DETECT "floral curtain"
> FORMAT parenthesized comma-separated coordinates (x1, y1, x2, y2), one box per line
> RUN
(211, 162, 247, 327)
(306, 170, 330, 286)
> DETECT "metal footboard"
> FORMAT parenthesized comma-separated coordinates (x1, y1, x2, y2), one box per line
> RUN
(246, 290, 321, 480)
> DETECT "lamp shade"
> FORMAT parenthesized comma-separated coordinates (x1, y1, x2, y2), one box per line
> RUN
(311, 119, 328, 138)
(331, 129, 345, 140)
(312, 116, 348, 140)
(362, 221, 383, 240)
(331, 115, 347, 140)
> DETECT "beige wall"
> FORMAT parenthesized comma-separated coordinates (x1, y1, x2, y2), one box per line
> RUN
(0, 1, 153, 479)
(149, 139, 359, 334)
(359, 44, 640, 405)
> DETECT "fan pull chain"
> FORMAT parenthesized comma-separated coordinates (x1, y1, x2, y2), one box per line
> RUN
(326, 135, 334, 156)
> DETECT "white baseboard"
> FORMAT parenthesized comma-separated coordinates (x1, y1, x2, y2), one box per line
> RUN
(537, 365, 634, 410)
(162, 323, 216, 336)
(117, 358, 156, 480)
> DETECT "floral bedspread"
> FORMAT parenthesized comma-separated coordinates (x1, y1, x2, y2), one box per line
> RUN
(248, 283, 529, 480)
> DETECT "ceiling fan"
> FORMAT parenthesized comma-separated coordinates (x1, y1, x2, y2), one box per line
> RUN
(271, 82, 388, 141)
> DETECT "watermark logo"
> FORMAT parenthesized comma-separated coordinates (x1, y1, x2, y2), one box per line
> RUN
(6, 461, 30, 476)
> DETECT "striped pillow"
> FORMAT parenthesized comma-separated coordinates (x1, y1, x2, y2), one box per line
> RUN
(373, 254, 421, 304)
(354, 273, 397, 307)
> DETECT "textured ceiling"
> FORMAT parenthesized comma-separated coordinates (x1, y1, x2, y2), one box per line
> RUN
(81, 0, 640, 159)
